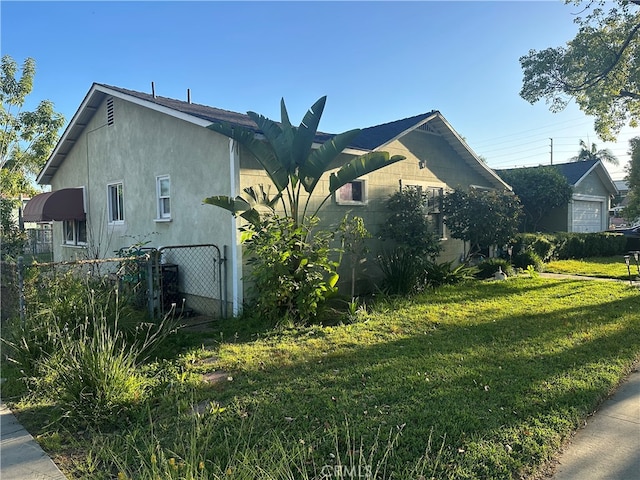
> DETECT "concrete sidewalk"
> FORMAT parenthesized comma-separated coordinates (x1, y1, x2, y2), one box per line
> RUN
(548, 364, 640, 480)
(0, 402, 67, 480)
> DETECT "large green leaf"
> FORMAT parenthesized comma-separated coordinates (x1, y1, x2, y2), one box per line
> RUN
(280, 98, 292, 130)
(300, 128, 361, 194)
(329, 152, 405, 193)
(207, 121, 289, 192)
(292, 96, 326, 169)
(202, 195, 251, 215)
(203, 185, 280, 227)
(247, 111, 296, 174)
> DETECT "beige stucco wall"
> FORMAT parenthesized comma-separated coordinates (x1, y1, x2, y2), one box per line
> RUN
(238, 129, 504, 294)
(49, 96, 239, 313)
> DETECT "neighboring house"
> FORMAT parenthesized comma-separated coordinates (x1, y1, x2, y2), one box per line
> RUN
(3, 195, 53, 257)
(26, 83, 511, 315)
(500, 159, 618, 233)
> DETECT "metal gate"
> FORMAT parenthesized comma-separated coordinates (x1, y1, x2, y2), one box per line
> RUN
(156, 244, 226, 318)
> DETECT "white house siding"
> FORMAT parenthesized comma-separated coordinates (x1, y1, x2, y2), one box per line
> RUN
(569, 171, 612, 233)
(570, 196, 608, 233)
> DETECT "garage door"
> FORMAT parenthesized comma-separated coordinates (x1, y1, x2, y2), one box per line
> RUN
(573, 200, 602, 232)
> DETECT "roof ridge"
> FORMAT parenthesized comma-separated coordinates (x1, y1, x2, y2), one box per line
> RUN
(96, 82, 254, 118)
(361, 110, 438, 130)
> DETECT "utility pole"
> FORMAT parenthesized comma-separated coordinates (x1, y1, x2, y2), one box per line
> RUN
(550, 138, 554, 165)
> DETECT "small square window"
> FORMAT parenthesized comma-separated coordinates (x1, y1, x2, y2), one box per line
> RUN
(63, 219, 87, 246)
(336, 179, 367, 205)
(156, 175, 171, 219)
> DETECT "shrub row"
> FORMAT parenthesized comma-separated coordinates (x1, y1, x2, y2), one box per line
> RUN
(514, 232, 631, 260)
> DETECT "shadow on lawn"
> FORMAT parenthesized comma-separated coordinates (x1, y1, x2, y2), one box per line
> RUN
(191, 281, 640, 476)
(25, 277, 635, 479)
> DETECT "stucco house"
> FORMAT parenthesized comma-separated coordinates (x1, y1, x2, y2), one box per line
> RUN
(25, 83, 511, 315)
(499, 159, 617, 233)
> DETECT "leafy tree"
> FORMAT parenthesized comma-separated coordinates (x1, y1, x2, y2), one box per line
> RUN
(520, 0, 640, 141)
(203, 96, 404, 229)
(441, 189, 522, 258)
(1, 55, 64, 260)
(377, 187, 442, 295)
(1, 55, 64, 196)
(498, 167, 573, 232)
(379, 187, 442, 259)
(571, 139, 619, 165)
(624, 136, 640, 223)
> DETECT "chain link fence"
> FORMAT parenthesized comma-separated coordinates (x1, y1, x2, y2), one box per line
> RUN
(157, 244, 225, 318)
(2, 255, 155, 324)
(1, 244, 227, 323)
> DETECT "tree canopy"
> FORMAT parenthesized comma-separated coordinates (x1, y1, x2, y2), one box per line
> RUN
(624, 136, 640, 223)
(520, 0, 640, 141)
(1, 55, 64, 196)
(441, 188, 522, 258)
(379, 187, 442, 259)
(498, 166, 573, 232)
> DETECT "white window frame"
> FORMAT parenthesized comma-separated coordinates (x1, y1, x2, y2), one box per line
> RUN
(335, 177, 368, 206)
(107, 182, 124, 224)
(156, 175, 171, 221)
(63, 219, 87, 246)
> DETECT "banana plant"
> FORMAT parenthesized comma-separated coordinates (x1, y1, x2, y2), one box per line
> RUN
(204, 184, 280, 227)
(204, 96, 405, 227)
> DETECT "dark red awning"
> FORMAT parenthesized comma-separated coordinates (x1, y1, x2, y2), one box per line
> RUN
(23, 188, 86, 222)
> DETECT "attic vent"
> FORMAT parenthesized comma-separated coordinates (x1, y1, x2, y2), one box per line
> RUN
(106, 97, 115, 126)
(418, 123, 439, 135)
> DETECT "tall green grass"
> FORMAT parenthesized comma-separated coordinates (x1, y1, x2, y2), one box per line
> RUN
(2, 270, 178, 427)
(4, 274, 640, 479)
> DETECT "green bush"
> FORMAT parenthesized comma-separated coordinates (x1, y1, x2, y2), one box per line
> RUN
(424, 260, 478, 288)
(516, 234, 555, 262)
(242, 215, 339, 325)
(513, 250, 544, 271)
(378, 187, 442, 260)
(514, 232, 628, 261)
(376, 249, 426, 295)
(476, 258, 515, 279)
(554, 232, 627, 259)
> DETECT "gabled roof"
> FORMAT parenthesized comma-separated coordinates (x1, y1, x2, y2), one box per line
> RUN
(37, 83, 510, 190)
(349, 112, 437, 150)
(498, 159, 618, 196)
(553, 158, 600, 186)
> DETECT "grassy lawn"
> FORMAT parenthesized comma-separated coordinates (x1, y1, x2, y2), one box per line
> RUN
(546, 256, 640, 280)
(4, 275, 640, 479)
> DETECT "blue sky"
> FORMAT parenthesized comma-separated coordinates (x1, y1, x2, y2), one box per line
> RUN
(2, 0, 637, 180)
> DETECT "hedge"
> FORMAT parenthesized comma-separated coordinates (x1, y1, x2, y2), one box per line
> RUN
(513, 232, 631, 260)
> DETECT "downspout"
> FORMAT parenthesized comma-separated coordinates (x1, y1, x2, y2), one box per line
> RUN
(229, 138, 241, 315)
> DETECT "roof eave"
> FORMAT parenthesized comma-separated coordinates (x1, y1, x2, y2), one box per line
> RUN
(574, 160, 618, 196)
(430, 113, 513, 191)
(37, 83, 215, 185)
